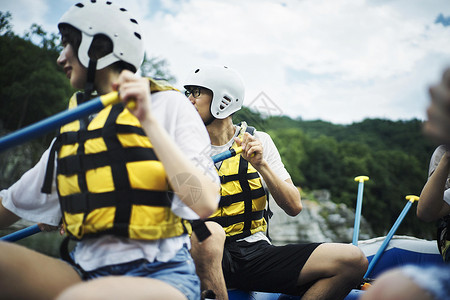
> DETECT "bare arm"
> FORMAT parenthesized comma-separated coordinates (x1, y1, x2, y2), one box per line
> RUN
(236, 132, 302, 216)
(423, 68, 450, 145)
(116, 71, 219, 218)
(0, 199, 20, 228)
(418, 152, 450, 221)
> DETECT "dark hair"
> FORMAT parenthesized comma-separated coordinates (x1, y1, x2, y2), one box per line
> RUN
(59, 24, 136, 72)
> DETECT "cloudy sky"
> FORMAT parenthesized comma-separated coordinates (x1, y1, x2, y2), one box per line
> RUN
(2, 0, 450, 124)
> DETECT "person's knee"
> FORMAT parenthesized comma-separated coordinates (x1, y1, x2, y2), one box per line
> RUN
(348, 245, 368, 270)
(190, 221, 226, 268)
(339, 244, 368, 275)
(321, 244, 367, 278)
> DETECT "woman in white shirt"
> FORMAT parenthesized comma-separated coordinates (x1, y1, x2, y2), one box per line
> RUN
(0, 2, 219, 300)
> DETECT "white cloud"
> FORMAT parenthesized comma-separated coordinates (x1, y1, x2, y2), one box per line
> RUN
(3, 0, 450, 124)
(2, 0, 49, 35)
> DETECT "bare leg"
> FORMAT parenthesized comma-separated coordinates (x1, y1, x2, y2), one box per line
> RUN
(0, 241, 81, 300)
(298, 243, 368, 300)
(360, 269, 433, 300)
(56, 276, 187, 300)
(190, 221, 228, 300)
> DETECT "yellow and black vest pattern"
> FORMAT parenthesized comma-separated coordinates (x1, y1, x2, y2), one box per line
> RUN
(43, 79, 186, 241)
(207, 125, 267, 241)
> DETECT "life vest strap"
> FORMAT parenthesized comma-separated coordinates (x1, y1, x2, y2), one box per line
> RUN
(437, 215, 450, 262)
(219, 187, 265, 208)
(60, 189, 172, 214)
(191, 220, 212, 242)
(41, 137, 62, 193)
(58, 123, 147, 145)
(220, 171, 259, 184)
(209, 210, 264, 228)
(57, 147, 158, 175)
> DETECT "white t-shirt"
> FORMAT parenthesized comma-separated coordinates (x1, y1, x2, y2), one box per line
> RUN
(428, 145, 450, 206)
(0, 90, 220, 271)
(211, 124, 291, 243)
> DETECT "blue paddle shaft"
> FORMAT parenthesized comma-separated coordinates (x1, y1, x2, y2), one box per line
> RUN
(212, 148, 239, 163)
(0, 224, 41, 242)
(352, 181, 365, 245)
(0, 97, 106, 152)
(364, 200, 413, 278)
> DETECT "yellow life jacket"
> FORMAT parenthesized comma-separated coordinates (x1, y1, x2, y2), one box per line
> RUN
(207, 124, 267, 241)
(437, 216, 450, 262)
(42, 78, 188, 241)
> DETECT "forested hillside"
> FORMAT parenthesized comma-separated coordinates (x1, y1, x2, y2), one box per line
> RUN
(234, 108, 437, 238)
(0, 11, 439, 240)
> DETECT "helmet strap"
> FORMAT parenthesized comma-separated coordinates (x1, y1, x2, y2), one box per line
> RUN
(205, 98, 217, 126)
(82, 59, 97, 103)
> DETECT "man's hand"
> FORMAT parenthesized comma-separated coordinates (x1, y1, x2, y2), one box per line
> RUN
(423, 68, 450, 145)
(37, 223, 65, 235)
(234, 132, 263, 168)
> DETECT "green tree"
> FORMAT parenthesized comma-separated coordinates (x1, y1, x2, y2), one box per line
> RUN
(269, 128, 307, 185)
(140, 54, 176, 83)
(0, 11, 12, 35)
(0, 14, 72, 132)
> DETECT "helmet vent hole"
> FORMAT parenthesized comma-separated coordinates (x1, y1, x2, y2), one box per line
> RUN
(134, 32, 141, 39)
(91, 0, 96, 3)
(220, 96, 232, 110)
(130, 18, 138, 24)
(106, 1, 112, 4)
(195, 69, 200, 73)
(75, 3, 84, 8)
(120, 8, 127, 12)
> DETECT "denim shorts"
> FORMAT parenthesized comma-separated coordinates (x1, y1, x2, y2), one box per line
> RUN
(80, 245, 200, 300)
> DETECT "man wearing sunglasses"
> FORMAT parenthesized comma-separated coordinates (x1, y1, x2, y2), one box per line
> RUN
(183, 65, 368, 300)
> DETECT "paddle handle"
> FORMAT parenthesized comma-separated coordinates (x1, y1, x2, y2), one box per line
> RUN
(352, 176, 369, 245)
(212, 147, 243, 163)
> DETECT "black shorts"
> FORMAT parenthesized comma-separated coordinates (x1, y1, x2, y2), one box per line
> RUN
(222, 239, 321, 296)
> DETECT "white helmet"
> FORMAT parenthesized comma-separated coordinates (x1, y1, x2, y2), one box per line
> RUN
(184, 65, 245, 119)
(58, 0, 144, 72)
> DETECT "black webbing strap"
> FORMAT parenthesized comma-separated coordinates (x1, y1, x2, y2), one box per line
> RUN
(437, 215, 450, 261)
(191, 220, 212, 242)
(209, 210, 264, 228)
(41, 136, 61, 193)
(60, 236, 75, 264)
(220, 172, 259, 184)
(57, 124, 146, 145)
(82, 59, 97, 103)
(60, 189, 171, 214)
(238, 150, 253, 239)
(57, 147, 158, 175)
(264, 200, 274, 242)
(59, 236, 89, 280)
(74, 95, 90, 238)
(218, 187, 265, 208)
(41, 93, 86, 194)
(102, 104, 132, 237)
